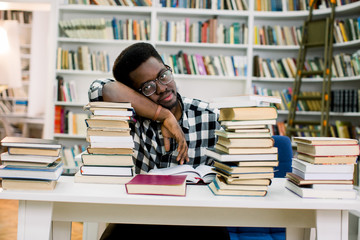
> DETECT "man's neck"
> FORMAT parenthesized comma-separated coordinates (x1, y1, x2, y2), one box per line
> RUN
(171, 100, 182, 121)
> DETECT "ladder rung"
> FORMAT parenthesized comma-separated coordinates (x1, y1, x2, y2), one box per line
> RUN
(292, 120, 321, 125)
(297, 96, 322, 100)
(301, 70, 323, 76)
(304, 42, 325, 48)
(287, 127, 321, 133)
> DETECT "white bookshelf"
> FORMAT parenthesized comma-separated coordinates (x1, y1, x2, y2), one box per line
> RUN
(45, 0, 360, 147)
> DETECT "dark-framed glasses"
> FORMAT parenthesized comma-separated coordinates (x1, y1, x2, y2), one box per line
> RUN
(138, 65, 173, 96)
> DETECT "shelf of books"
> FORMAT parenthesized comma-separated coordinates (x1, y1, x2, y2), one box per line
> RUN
(251, 0, 360, 139)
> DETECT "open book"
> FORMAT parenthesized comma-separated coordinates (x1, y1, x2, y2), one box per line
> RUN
(148, 164, 216, 184)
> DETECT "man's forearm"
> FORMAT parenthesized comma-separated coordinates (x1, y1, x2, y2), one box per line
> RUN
(102, 81, 171, 121)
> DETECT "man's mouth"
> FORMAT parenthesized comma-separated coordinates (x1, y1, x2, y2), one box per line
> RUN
(161, 92, 173, 102)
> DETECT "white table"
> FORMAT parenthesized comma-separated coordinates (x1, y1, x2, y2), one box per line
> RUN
(0, 177, 358, 240)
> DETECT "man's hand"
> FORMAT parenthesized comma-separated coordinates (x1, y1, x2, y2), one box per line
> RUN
(161, 116, 189, 165)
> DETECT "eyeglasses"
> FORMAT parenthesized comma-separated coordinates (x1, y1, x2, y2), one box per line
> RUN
(138, 65, 173, 96)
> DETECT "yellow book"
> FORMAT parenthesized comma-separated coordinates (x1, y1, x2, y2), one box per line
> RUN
(219, 106, 278, 121)
(338, 21, 348, 42)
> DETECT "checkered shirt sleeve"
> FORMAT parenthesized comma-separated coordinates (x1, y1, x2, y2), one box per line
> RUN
(88, 78, 115, 102)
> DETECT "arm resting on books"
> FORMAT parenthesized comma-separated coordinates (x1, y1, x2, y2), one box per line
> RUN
(102, 81, 189, 164)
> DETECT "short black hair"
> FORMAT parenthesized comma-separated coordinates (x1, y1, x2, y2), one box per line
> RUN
(112, 42, 164, 88)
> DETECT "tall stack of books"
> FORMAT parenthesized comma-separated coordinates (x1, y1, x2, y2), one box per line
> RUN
(206, 95, 281, 196)
(285, 137, 359, 199)
(0, 137, 63, 190)
(74, 101, 135, 184)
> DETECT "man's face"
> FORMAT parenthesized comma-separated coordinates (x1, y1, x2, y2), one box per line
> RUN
(130, 57, 178, 110)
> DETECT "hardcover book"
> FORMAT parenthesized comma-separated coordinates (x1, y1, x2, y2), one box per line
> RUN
(125, 174, 187, 196)
(292, 168, 354, 181)
(215, 130, 272, 139)
(292, 158, 355, 173)
(81, 153, 134, 166)
(74, 171, 133, 184)
(218, 106, 278, 121)
(7, 147, 61, 157)
(213, 161, 275, 174)
(80, 165, 134, 177)
(215, 168, 274, 179)
(216, 135, 273, 148)
(215, 144, 278, 155)
(1, 178, 57, 191)
(87, 147, 133, 155)
(285, 180, 356, 199)
(206, 148, 278, 162)
(85, 119, 130, 129)
(1, 137, 61, 149)
(297, 153, 358, 165)
(220, 119, 277, 127)
(0, 152, 60, 164)
(296, 142, 359, 156)
(208, 179, 267, 197)
(286, 172, 353, 185)
(293, 137, 359, 145)
(84, 101, 133, 109)
(214, 175, 268, 191)
(0, 161, 63, 181)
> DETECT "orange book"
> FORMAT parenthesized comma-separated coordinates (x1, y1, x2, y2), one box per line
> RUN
(133, 20, 140, 41)
(54, 106, 62, 134)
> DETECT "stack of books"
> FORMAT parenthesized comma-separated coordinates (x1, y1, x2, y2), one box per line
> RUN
(206, 95, 281, 196)
(285, 137, 359, 199)
(0, 137, 63, 190)
(74, 101, 135, 184)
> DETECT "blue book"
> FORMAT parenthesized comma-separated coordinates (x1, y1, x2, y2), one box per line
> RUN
(208, 177, 268, 197)
(0, 161, 64, 181)
(266, 58, 275, 78)
(111, 17, 119, 39)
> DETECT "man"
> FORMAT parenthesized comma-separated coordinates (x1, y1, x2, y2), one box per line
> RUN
(88, 42, 229, 239)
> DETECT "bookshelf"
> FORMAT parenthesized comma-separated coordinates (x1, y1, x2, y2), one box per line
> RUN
(46, 1, 360, 168)
(251, 1, 360, 138)
(0, 10, 47, 138)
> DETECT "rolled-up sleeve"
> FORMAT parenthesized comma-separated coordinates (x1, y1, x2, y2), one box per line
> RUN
(88, 78, 115, 102)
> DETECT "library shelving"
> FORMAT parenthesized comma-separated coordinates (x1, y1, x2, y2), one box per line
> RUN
(251, 0, 360, 139)
(46, 0, 360, 153)
(0, 10, 46, 138)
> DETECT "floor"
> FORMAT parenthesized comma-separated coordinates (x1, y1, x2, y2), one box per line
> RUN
(0, 199, 83, 240)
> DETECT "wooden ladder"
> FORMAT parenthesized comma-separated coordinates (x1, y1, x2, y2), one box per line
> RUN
(286, 0, 336, 138)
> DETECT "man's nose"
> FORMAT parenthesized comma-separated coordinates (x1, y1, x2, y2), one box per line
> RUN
(155, 81, 167, 94)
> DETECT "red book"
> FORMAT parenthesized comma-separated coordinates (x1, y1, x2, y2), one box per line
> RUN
(182, 53, 192, 75)
(125, 174, 187, 196)
(54, 106, 62, 134)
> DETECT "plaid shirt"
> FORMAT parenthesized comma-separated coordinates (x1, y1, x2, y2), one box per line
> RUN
(88, 79, 221, 174)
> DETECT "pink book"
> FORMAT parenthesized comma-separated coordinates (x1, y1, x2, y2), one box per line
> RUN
(185, 18, 190, 43)
(125, 174, 187, 196)
(195, 54, 207, 75)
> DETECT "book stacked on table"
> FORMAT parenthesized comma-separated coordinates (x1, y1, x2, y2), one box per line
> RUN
(206, 95, 281, 196)
(285, 137, 359, 199)
(0, 137, 63, 190)
(74, 101, 135, 184)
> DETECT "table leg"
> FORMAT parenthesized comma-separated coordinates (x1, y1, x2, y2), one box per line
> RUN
(51, 221, 72, 240)
(316, 210, 348, 240)
(83, 222, 107, 240)
(17, 200, 53, 240)
(286, 228, 312, 240)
